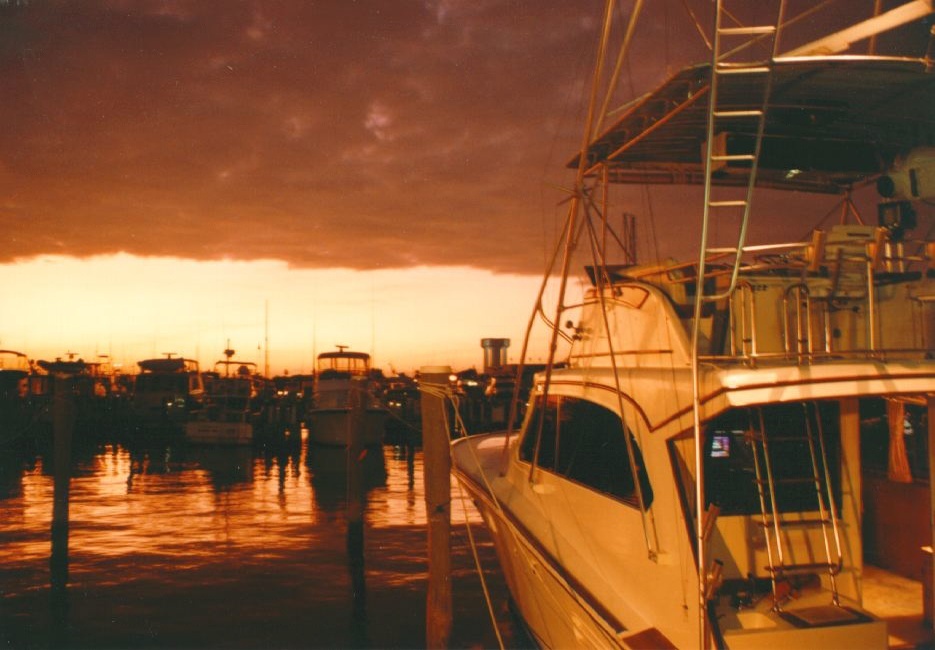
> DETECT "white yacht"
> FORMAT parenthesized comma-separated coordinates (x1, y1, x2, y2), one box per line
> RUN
(185, 350, 263, 446)
(452, 2, 935, 648)
(306, 346, 387, 447)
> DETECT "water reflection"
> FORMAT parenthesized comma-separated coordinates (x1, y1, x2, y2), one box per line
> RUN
(0, 434, 529, 649)
(187, 446, 254, 490)
(306, 443, 387, 513)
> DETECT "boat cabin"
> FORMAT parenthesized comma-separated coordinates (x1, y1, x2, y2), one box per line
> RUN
(315, 347, 372, 380)
(131, 355, 205, 425)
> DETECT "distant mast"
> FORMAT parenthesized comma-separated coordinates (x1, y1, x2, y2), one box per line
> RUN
(264, 299, 270, 378)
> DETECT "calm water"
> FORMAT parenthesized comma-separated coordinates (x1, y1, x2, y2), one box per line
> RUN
(0, 432, 528, 649)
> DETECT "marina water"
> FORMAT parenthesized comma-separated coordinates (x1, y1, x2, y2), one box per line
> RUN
(0, 432, 529, 648)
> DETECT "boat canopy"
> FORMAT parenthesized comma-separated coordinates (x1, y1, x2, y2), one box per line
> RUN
(38, 359, 88, 375)
(316, 350, 371, 375)
(572, 57, 935, 194)
(214, 360, 258, 377)
(138, 357, 199, 373)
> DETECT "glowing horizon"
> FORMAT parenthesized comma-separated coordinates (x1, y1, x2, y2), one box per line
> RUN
(0, 253, 557, 377)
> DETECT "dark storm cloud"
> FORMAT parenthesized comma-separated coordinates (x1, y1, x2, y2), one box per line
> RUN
(4, 1, 926, 272)
(1, 0, 632, 272)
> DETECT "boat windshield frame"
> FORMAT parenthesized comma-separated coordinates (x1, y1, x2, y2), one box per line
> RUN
(316, 351, 371, 375)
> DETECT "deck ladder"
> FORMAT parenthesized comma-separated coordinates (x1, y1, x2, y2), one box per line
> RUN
(747, 404, 844, 609)
(697, 1, 786, 301)
(692, 4, 787, 640)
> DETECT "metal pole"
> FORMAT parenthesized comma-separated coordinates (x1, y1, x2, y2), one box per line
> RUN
(928, 395, 935, 632)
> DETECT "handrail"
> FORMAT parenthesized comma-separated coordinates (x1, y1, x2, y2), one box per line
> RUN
(731, 281, 758, 358)
(782, 283, 813, 364)
(698, 347, 932, 364)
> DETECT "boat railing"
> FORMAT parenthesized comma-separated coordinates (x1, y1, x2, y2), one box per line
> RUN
(694, 229, 934, 365)
(568, 229, 932, 367)
(730, 281, 758, 358)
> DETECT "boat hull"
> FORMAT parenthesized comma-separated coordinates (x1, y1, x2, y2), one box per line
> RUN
(452, 433, 633, 649)
(185, 420, 253, 446)
(452, 432, 888, 649)
(306, 408, 387, 447)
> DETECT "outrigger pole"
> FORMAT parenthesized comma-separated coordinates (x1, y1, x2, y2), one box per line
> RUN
(506, 0, 618, 475)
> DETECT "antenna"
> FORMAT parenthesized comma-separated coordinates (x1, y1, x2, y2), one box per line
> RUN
(264, 299, 270, 378)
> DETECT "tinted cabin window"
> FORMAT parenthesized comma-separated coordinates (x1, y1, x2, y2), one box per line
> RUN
(520, 395, 653, 509)
(703, 402, 840, 515)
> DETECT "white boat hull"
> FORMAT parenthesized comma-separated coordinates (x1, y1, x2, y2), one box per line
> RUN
(306, 408, 387, 447)
(185, 420, 253, 446)
(453, 433, 657, 648)
(452, 432, 888, 649)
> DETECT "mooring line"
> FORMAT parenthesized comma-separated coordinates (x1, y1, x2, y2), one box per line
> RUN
(453, 477, 506, 650)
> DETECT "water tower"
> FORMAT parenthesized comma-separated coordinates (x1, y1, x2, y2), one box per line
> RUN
(480, 338, 510, 374)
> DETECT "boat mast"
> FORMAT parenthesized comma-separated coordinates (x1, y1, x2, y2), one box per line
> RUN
(264, 299, 269, 378)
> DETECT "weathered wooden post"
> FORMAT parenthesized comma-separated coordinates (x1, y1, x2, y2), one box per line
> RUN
(346, 377, 367, 637)
(420, 365, 452, 649)
(50, 373, 75, 647)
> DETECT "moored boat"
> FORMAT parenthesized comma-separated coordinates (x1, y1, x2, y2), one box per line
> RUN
(130, 354, 205, 432)
(451, 2, 935, 648)
(0, 350, 34, 447)
(30, 353, 126, 437)
(0, 350, 30, 399)
(307, 346, 387, 447)
(185, 349, 262, 446)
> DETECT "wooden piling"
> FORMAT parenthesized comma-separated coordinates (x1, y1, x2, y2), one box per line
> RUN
(420, 365, 452, 649)
(346, 377, 366, 528)
(51, 375, 74, 587)
(50, 374, 75, 647)
(346, 377, 367, 639)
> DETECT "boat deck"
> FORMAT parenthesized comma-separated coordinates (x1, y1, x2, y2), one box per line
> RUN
(864, 565, 934, 649)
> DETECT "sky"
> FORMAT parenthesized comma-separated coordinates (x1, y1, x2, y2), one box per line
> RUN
(1, 0, 932, 375)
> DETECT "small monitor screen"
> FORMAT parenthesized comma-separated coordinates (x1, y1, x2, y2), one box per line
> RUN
(710, 434, 731, 458)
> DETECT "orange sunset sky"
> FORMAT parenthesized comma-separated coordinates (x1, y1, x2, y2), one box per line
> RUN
(1, 1, 930, 375)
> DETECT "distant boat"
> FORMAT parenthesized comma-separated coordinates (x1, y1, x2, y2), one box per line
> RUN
(383, 382, 421, 447)
(0, 350, 30, 399)
(0, 350, 33, 447)
(31, 353, 125, 436)
(306, 444, 388, 513)
(130, 354, 205, 431)
(186, 351, 262, 446)
(306, 346, 387, 447)
(451, 2, 935, 648)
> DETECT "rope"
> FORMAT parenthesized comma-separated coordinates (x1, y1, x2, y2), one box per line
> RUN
(420, 380, 514, 647)
(453, 477, 506, 650)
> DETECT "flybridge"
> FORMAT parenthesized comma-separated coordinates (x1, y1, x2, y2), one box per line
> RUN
(570, 0, 935, 196)
(571, 58, 935, 194)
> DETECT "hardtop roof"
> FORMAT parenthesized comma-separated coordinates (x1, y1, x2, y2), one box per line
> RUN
(572, 57, 935, 194)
